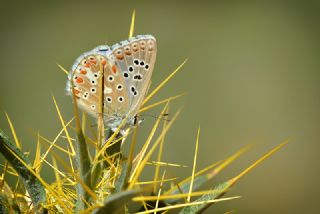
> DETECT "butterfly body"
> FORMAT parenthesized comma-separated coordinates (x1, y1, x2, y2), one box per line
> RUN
(66, 35, 157, 131)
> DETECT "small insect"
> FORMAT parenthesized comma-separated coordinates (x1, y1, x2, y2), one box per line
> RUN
(66, 35, 157, 131)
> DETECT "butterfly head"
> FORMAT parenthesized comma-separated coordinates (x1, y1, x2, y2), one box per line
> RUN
(105, 114, 144, 131)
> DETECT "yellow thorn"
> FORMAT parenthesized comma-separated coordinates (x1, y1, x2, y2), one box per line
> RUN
(129, 107, 183, 188)
(209, 144, 252, 178)
(230, 140, 289, 186)
(153, 104, 169, 193)
(5, 112, 22, 149)
(130, 103, 169, 183)
(52, 150, 98, 200)
(3, 144, 71, 213)
(142, 59, 188, 106)
(187, 127, 200, 202)
(52, 96, 76, 156)
(176, 159, 223, 188)
(33, 133, 42, 172)
(37, 117, 74, 168)
(135, 177, 177, 185)
(139, 93, 185, 113)
(129, 9, 136, 38)
(134, 189, 228, 201)
(154, 170, 166, 213)
(57, 63, 69, 75)
(51, 157, 63, 193)
(135, 196, 241, 214)
(148, 161, 187, 168)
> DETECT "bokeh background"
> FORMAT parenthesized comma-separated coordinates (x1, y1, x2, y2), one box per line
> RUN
(0, 1, 319, 213)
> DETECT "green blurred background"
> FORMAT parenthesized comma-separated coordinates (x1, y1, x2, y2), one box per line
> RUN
(0, 0, 319, 213)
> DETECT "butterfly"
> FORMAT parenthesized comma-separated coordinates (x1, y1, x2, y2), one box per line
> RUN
(66, 35, 157, 131)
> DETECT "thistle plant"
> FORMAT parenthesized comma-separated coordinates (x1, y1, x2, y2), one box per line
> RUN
(0, 11, 287, 214)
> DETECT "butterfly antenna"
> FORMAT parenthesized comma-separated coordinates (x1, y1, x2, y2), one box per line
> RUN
(139, 113, 170, 122)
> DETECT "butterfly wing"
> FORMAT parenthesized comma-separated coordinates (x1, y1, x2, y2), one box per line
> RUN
(108, 35, 157, 118)
(66, 47, 130, 118)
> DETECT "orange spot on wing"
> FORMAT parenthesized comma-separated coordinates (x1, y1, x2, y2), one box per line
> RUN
(85, 62, 91, 68)
(112, 65, 117, 74)
(90, 59, 97, 64)
(80, 69, 87, 74)
(73, 89, 80, 94)
(116, 54, 124, 60)
(101, 59, 107, 65)
(76, 77, 84, 83)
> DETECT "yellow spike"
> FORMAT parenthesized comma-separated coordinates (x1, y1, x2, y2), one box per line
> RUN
(3, 144, 71, 213)
(148, 161, 188, 168)
(187, 127, 200, 202)
(136, 177, 177, 185)
(134, 189, 229, 201)
(57, 63, 69, 75)
(43, 158, 74, 184)
(0, 161, 8, 191)
(208, 144, 252, 178)
(51, 157, 63, 193)
(38, 117, 75, 167)
(129, 9, 136, 38)
(52, 96, 76, 155)
(130, 103, 169, 182)
(33, 133, 42, 172)
(139, 93, 185, 113)
(39, 135, 74, 156)
(177, 159, 223, 188)
(154, 170, 166, 213)
(129, 107, 183, 188)
(92, 116, 128, 165)
(51, 151, 98, 200)
(67, 145, 75, 174)
(135, 196, 241, 214)
(5, 112, 22, 149)
(229, 140, 289, 186)
(142, 59, 188, 106)
(153, 105, 169, 193)
(224, 210, 236, 214)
